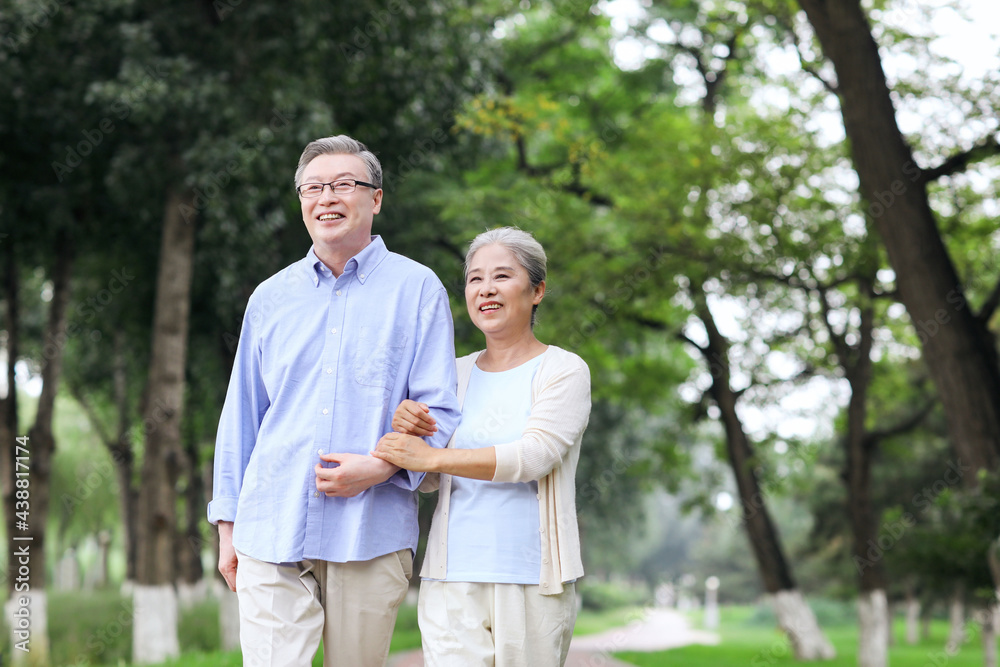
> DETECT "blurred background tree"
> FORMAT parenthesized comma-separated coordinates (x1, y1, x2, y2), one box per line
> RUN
(1, 0, 998, 665)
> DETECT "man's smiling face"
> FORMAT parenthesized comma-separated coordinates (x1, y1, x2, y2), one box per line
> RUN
(299, 153, 382, 261)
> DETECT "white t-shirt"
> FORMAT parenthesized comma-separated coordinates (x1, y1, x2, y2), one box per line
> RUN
(441, 355, 543, 584)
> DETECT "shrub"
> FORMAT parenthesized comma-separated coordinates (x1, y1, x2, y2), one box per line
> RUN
(579, 581, 652, 611)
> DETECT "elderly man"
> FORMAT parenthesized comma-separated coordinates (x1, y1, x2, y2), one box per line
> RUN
(208, 135, 461, 666)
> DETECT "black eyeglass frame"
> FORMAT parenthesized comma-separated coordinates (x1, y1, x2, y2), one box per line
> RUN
(296, 179, 379, 197)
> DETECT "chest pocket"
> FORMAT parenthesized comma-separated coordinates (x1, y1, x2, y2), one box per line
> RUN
(354, 326, 408, 389)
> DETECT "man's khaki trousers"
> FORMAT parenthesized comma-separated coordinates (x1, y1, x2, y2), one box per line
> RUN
(235, 548, 412, 667)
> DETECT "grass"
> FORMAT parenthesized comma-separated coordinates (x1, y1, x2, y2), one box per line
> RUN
(13, 590, 992, 666)
(616, 605, 987, 666)
(575, 606, 649, 637)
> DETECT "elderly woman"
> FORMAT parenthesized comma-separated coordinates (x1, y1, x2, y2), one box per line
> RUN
(373, 227, 591, 667)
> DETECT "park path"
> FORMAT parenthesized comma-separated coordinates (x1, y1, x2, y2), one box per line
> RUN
(387, 607, 719, 667)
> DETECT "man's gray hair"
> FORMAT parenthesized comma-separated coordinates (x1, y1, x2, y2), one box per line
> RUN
(465, 227, 547, 327)
(294, 135, 383, 189)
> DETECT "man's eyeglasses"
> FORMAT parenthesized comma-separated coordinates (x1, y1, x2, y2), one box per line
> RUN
(296, 180, 378, 198)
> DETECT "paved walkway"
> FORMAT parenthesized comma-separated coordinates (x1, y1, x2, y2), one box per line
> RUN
(387, 607, 719, 666)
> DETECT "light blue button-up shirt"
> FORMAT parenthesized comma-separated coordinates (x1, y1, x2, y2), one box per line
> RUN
(208, 236, 461, 564)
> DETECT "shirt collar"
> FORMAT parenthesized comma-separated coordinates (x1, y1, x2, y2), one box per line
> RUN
(306, 236, 388, 287)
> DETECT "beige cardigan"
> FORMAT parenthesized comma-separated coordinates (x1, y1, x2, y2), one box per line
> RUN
(419, 345, 591, 594)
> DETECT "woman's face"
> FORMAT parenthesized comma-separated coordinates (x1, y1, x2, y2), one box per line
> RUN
(465, 244, 544, 338)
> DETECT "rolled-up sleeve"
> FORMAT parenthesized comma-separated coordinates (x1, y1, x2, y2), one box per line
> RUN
(386, 284, 461, 491)
(492, 356, 591, 483)
(207, 298, 270, 524)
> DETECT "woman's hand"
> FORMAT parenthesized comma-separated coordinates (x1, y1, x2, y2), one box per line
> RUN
(391, 400, 438, 437)
(373, 432, 438, 472)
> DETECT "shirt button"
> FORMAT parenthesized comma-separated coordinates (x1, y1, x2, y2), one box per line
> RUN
(336, 290, 342, 296)
(542, 583, 549, 588)
(330, 328, 337, 334)
(322, 409, 329, 415)
(326, 368, 333, 374)
(313, 491, 320, 498)
(359, 273, 365, 279)
(543, 558, 549, 564)
(539, 527, 545, 533)
(318, 449, 324, 455)
(536, 493, 540, 499)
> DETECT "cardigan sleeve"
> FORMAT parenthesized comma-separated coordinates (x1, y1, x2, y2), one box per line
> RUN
(492, 353, 591, 484)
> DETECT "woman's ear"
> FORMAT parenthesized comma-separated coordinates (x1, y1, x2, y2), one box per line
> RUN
(533, 280, 546, 305)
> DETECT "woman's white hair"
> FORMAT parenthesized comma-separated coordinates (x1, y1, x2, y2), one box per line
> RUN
(465, 227, 547, 327)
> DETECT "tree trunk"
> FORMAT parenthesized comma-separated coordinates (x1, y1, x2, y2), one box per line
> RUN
(905, 594, 921, 645)
(1, 239, 22, 588)
(133, 187, 196, 664)
(203, 457, 222, 584)
(203, 454, 241, 650)
(858, 589, 890, 667)
(979, 606, 998, 667)
(769, 589, 837, 661)
(887, 601, 896, 647)
(175, 427, 207, 609)
(947, 585, 966, 654)
(694, 294, 835, 660)
(220, 586, 241, 651)
(176, 426, 205, 586)
(6, 231, 74, 665)
(835, 294, 889, 667)
(796, 0, 1000, 482)
(984, 621, 997, 667)
(112, 443, 138, 583)
(111, 329, 140, 583)
(96, 530, 112, 588)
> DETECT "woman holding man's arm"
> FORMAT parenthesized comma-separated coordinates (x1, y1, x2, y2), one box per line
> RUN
(375, 227, 591, 667)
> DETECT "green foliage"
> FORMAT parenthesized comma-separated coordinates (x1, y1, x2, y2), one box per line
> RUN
(617, 605, 988, 667)
(885, 470, 1000, 604)
(578, 580, 654, 611)
(177, 597, 221, 655)
(388, 602, 423, 654)
(35, 593, 418, 667)
(5, 0, 1000, 634)
(48, 394, 121, 556)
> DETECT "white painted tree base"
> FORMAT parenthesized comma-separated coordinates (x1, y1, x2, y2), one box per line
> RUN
(5, 591, 49, 666)
(980, 607, 997, 667)
(769, 588, 836, 660)
(132, 584, 180, 664)
(857, 589, 889, 667)
(946, 595, 965, 653)
(905, 597, 920, 645)
(177, 579, 210, 609)
(220, 584, 241, 651)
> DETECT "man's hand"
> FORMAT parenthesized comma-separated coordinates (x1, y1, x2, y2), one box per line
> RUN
(392, 400, 438, 437)
(373, 432, 438, 472)
(315, 452, 400, 497)
(218, 521, 238, 592)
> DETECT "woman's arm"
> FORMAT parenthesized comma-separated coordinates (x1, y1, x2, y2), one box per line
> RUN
(491, 354, 591, 484)
(376, 351, 591, 483)
(373, 433, 496, 480)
